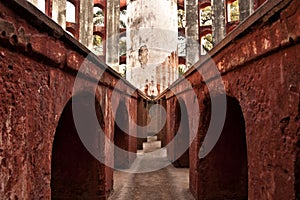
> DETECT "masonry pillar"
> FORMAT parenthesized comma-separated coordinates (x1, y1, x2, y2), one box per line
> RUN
(52, 0, 66, 29)
(79, 0, 94, 50)
(126, 0, 178, 96)
(211, 0, 226, 44)
(106, 0, 120, 72)
(185, 0, 199, 67)
(239, 0, 254, 22)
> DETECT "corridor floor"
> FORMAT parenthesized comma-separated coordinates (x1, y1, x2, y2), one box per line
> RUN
(108, 136, 195, 200)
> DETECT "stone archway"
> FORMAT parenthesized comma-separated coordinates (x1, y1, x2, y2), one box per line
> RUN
(198, 95, 248, 199)
(114, 100, 130, 169)
(51, 93, 106, 199)
(173, 98, 190, 168)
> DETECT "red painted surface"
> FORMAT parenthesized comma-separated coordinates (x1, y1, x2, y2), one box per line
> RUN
(0, 1, 138, 199)
(163, 0, 300, 199)
(0, 0, 299, 200)
(51, 96, 107, 199)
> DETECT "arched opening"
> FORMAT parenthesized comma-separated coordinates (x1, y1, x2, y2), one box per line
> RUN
(36, 0, 46, 13)
(172, 98, 190, 168)
(93, 5, 105, 58)
(93, 6, 105, 27)
(66, 1, 76, 23)
(178, 35, 186, 57)
(226, 0, 240, 33)
(227, 0, 240, 22)
(119, 35, 126, 57)
(93, 34, 104, 56)
(199, 5, 212, 26)
(198, 95, 248, 199)
(200, 33, 213, 55)
(119, 34, 127, 77)
(51, 94, 106, 199)
(178, 9, 186, 29)
(114, 101, 130, 169)
(120, 8, 127, 29)
(65, 0, 78, 38)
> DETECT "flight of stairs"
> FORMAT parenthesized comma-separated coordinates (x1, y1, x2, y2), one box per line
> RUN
(137, 135, 162, 155)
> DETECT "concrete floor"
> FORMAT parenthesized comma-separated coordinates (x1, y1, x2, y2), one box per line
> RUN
(108, 136, 195, 200)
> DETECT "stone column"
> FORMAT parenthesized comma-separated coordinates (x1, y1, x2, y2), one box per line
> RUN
(185, 0, 199, 67)
(52, 0, 66, 29)
(239, 0, 254, 22)
(79, 0, 94, 50)
(106, 0, 120, 72)
(126, 0, 178, 96)
(211, 0, 226, 45)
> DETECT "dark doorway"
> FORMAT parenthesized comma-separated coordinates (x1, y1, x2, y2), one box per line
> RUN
(173, 98, 190, 168)
(51, 94, 106, 199)
(199, 95, 248, 199)
(114, 101, 130, 169)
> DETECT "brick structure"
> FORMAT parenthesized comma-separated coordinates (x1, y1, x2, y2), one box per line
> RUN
(0, 1, 139, 198)
(160, 0, 300, 199)
(0, 0, 299, 199)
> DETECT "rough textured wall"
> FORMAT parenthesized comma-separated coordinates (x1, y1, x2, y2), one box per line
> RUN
(51, 97, 107, 199)
(0, 1, 139, 199)
(157, 99, 167, 146)
(137, 98, 149, 149)
(162, 0, 300, 199)
(126, 0, 178, 96)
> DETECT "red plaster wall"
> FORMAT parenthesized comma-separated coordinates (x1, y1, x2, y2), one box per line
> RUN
(197, 95, 248, 199)
(0, 1, 139, 199)
(163, 0, 300, 199)
(51, 96, 106, 199)
(137, 98, 148, 150)
(172, 98, 190, 168)
(157, 99, 167, 147)
(114, 101, 130, 169)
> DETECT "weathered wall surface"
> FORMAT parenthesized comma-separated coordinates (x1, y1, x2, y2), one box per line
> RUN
(137, 97, 149, 149)
(161, 0, 300, 199)
(1, 0, 300, 199)
(126, 0, 178, 96)
(156, 98, 167, 146)
(0, 1, 139, 199)
(106, 0, 120, 71)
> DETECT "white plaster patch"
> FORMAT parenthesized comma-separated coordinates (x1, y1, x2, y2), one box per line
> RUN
(252, 41, 257, 55)
(263, 38, 271, 50)
(5, 107, 12, 134)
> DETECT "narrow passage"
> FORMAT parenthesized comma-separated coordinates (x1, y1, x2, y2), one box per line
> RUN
(108, 136, 195, 200)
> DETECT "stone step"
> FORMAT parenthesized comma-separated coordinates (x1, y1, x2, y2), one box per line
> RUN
(143, 140, 161, 153)
(136, 147, 167, 158)
(147, 135, 158, 142)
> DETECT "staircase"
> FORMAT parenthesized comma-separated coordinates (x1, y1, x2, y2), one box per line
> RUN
(137, 135, 162, 155)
